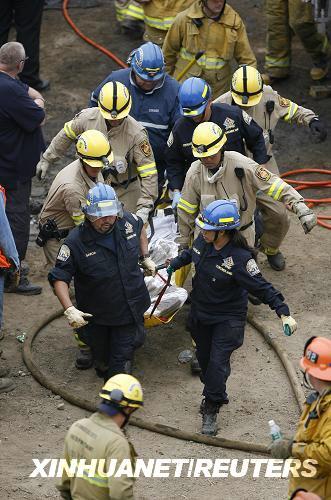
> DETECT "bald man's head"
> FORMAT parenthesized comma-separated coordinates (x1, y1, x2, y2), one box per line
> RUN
(0, 42, 26, 73)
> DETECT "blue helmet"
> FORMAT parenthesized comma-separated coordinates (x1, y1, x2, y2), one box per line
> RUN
(195, 200, 240, 231)
(82, 183, 123, 219)
(178, 77, 211, 117)
(130, 42, 165, 82)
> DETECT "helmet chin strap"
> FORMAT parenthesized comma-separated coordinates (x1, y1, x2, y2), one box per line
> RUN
(302, 371, 314, 391)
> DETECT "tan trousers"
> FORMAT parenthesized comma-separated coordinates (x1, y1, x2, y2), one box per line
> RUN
(257, 191, 290, 253)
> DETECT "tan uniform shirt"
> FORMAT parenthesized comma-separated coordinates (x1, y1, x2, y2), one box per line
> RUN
(162, 1, 256, 97)
(177, 151, 303, 247)
(43, 108, 158, 212)
(57, 412, 136, 500)
(215, 86, 317, 173)
(39, 159, 103, 229)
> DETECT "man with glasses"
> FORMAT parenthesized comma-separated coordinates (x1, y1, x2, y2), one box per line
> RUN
(0, 42, 45, 294)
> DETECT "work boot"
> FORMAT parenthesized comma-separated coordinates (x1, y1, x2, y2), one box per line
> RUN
(190, 350, 201, 375)
(0, 377, 15, 394)
(199, 397, 228, 414)
(261, 73, 289, 86)
(75, 348, 93, 370)
(201, 399, 219, 436)
(310, 64, 329, 81)
(267, 251, 286, 271)
(5, 274, 42, 295)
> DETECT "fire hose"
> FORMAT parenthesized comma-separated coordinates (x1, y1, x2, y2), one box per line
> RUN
(23, 308, 304, 455)
(280, 168, 331, 229)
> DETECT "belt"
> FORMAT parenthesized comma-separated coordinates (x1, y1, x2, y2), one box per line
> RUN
(239, 220, 253, 231)
(111, 176, 138, 187)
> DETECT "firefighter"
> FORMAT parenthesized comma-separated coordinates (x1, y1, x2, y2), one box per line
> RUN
(114, 0, 144, 36)
(36, 81, 158, 223)
(270, 336, 331, 499)
(167, 199, 297, 436)
(264, 0, 330, 83)
(167, 77, 292, 271)
(162, 0, 256, 98)
(38, 130, 112, 268)
(90, 42, 180, 188)
(57, 373, 143, 500)
(135, 0, 195, 46)
(215, 65, 327, 175)
(49, 183, 155, 380)
(177, 121, 317, 253)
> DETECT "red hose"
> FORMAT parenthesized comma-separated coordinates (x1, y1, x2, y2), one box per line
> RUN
(62, 0, 127, 69)
(281, 169, 331, 229)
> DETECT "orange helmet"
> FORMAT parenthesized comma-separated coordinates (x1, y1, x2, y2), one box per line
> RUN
(300, 336, 331, 381)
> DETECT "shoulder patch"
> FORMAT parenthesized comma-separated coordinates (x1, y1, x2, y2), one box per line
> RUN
(255, 165, 271, 182)
(242, 110, 252, 125)
(57, 244, 71, 262)
(278, 96, 291, 108)
(246, 258, 260, 276)
(223, 117, 235, 130)
(167, 131, 174, 147)
(139, 139, 152, 157)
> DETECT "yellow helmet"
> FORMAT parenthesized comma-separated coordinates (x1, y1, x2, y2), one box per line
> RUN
(192, 122, 227, 158)
(231, 65, 263, 107)
(98, 81, 132, 120)
(99, 374, 143, 409)
(76, 130, 114, 168)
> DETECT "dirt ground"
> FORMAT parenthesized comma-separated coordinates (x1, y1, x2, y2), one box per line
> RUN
(1, 1, 331, 499)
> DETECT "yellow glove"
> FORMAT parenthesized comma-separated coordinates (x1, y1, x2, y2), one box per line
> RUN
(64, 306, 92, 328)
(281, 315, 297, 336)
(140, 256, 156, 277)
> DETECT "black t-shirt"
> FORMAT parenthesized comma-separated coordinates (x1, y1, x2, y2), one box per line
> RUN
(0, 73, 45, 185)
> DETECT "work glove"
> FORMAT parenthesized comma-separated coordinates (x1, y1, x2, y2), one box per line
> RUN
(268, 438, 293, 459)
(170, 190, 181, 210)
(292, 202, 317, 234)
(136, 207, 151, 225)
(64, 306, 92, 329)
(140, 256, 156, 277)
(36, 155, 50, 180)
(309, 119, 327, 143)
(281, 315, 297, 336)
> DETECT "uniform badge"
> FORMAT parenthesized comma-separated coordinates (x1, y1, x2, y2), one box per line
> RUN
(242, 111, 252, 125)
(246, 258, 260, 276)
(255, 165, 271, 182)
(222, 256, 234, 269)
(125, 221, 133, 234)
(223, 117, 235, 130)
(167, 131, 174, 147)
(57, 244, 70, 262)
(139, 140, 152, 157)
(278, 96, 291, 108)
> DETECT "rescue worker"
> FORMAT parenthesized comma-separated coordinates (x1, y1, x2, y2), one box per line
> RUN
(36, 81, 158, 223)
(215, 65, 327, 175)
(167, 200, 297, 436)
(135, 0, 195, 46)
(264, 0, 330, 83)
(270, 336, 331, 499)
(167, 77, 290, 271)
(49, 183, 156, 380)
(57, 373, 143, 500)
(162, 0, 257, 98)
(90, 42, 180, 188)
(38, 130, 112, 268)
(114, 0, 144, 36)
(177, 121, 316, 254)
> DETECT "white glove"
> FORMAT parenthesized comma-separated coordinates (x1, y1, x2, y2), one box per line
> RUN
(136, 207, 151, 225)
(36, 156, 50, 180)
(292, 202, 317, 234)
(170, 190, 181, 210)
(281, 315, 297, 336)
(140, 256, 157, 277)
(64, 306, 92, 328)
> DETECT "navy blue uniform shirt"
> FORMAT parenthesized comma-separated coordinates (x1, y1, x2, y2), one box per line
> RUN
(166, 103, 269, 191)
(48, 212, 151, 326)
(0, 73, 45, 184)
(170, 234, 290, 323)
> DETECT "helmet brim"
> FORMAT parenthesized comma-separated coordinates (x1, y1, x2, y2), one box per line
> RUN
(192, 136, 227, 158)
(195, 216, 240, 231)
(231, 92, 262, 107)
(300, 356, 331, 381)
(133, 68, 165, 82)
(83, 199, 123, 219)
(180, 101, 208, 117)
(82, 150, 114, 168)
(98, 99, 132, 120)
